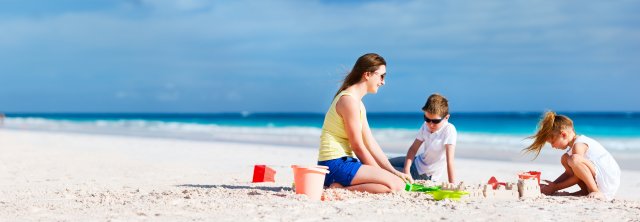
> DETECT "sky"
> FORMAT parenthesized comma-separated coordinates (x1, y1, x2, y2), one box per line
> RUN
(0, 0, 639, 113)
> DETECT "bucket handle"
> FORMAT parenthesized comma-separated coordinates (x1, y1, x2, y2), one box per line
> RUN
(291, 165, 330, 174)
(306, 167, 329, 174)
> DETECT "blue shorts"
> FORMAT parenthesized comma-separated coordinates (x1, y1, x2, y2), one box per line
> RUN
(318, 156, 362, 187)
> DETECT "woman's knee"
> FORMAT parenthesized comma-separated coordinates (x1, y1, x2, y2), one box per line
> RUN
(378, 170, 405, 192)
(388, 177, 405, 192)
(352, 166, 403, 192)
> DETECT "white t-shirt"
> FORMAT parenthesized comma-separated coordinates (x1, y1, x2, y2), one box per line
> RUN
(414, 121, 457, 182)
(566, 135, 621, 200)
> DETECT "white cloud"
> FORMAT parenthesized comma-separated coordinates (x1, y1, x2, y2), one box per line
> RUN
(0, 0, 639, 111)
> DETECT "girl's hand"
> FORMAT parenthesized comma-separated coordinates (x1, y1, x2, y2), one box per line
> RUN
(540, 180, 557, 195)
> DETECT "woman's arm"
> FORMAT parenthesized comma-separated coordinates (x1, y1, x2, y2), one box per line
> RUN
(360, 107, 392, 169)
(335, 95, 378, 166)
(360, 108, 412, 182)
(445, 144, 456, 183)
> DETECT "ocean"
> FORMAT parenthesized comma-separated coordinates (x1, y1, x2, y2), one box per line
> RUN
(2, 112, 640, 156)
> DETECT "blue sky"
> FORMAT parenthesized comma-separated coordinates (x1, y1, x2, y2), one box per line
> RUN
(1, 0, 639, 113)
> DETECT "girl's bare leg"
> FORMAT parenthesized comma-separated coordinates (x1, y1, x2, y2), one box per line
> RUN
(567, 155, 604, 199)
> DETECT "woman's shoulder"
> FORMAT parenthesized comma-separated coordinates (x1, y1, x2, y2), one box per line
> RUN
(335, 93, 361, 114)
(335, 93, 359, 105)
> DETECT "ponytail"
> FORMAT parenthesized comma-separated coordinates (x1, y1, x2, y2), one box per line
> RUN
(523, 111, 574, 159)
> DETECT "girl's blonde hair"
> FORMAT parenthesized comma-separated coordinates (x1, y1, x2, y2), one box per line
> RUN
(523, 111, 575, 159)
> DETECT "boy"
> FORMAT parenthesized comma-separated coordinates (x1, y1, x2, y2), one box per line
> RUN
(390, 93, 457, 183)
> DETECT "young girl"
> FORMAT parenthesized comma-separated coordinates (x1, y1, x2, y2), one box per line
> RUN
(317, 53, 410, 193)
(524, 111, 621, 200)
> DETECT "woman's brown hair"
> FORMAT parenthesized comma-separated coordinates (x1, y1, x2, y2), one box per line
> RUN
(335, 53, 386, 97)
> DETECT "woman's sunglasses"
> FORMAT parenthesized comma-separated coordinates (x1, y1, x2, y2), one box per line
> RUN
(370, 71, 386, 81)
(424, 115, 445, 124)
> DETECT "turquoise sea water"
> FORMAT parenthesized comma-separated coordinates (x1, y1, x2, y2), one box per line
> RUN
(3, 112, 640, 152)
(5, 112, 640, 137)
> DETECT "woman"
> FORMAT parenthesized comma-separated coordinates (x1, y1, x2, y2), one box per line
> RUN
(317, 53, 411, 193)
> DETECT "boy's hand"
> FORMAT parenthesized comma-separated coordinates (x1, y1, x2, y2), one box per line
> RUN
(540, 180, 557, 195)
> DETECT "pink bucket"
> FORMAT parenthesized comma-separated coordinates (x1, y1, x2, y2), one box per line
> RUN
(291, 165, 329, 200)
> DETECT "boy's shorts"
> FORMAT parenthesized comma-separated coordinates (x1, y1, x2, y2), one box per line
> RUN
(388, 156, 432, 181)
(318, 156, 362, 187)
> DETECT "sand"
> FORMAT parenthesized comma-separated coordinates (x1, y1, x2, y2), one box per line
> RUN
(1, 128, 640, 221)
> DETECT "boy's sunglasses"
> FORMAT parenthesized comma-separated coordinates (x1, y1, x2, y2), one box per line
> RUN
(424, 115, 445, 124)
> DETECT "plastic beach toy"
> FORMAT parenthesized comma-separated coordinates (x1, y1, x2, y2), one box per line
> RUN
(487, 176, 507, 190)
(405, 183, 441, 192)
(426, 190, 469, 201)
(518, 171, 541, 185)
(404, 183, 464, 200)
(291, 165, 329, 200)
(252, 165, 276, 183)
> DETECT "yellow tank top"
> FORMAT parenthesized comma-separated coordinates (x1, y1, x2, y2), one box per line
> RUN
(318, 91, 365, 161)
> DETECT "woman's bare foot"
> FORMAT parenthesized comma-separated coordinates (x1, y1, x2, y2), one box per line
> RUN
(323, 183, 345, 201)
(587, 191, 605, 200)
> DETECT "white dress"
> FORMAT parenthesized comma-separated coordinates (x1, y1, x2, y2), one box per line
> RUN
(567, 135, 621, 200)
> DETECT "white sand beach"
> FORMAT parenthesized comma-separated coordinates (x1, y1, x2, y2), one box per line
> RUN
(1, 128, 640, 221)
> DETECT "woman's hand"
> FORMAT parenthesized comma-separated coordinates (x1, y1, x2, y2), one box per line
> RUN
(394, 170, 414, 184)
(403, 168, 412, 177)
(540, 180, 557, 195)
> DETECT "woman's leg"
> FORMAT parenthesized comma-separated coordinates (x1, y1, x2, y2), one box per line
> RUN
(344, 165, 405, 193)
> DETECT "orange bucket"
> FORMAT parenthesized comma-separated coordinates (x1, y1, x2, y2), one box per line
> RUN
(291, 165, 329, 200)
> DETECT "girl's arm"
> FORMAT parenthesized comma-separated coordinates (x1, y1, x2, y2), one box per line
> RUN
(545, 144, 590, 193)
(445, 144, 456, 183)
(553, 143, 589, 190)
(404, 139, 423, 175)
(335, 95, 378, 167)
(570, 142, 588, 156)
(552, 172, 570, 185)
